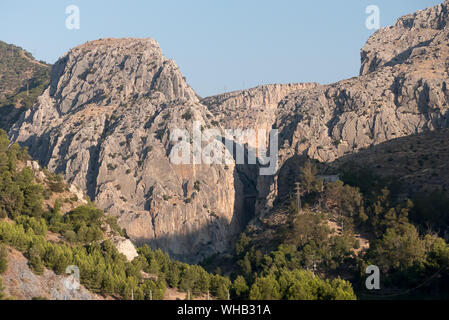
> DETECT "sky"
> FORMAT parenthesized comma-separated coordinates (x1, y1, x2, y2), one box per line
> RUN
(0, 0, 443, 97)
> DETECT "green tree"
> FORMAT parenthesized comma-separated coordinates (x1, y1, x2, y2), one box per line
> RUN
(210, 274, 231, 300)
(237, 253, 252, 278)
(368, 222, 426, 273)
(0, 277, 4, 299)
(249, 275, 281, 300)
(232, 275, 249, 299)
(278, 269, 356, 300)
(299, 160, 323, 195)
(323, 180, 365, 230)
(235, 233, 250, 257)
(0, 245, 7, 273)
(288, 211, 330, 249)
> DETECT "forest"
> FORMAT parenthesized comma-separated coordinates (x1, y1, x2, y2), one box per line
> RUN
(229, 160, 449, 299)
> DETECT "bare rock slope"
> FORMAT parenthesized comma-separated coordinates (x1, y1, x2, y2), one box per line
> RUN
(202, 1, 449, 218)
(2, 247, 100, 300)
(10, 38, 246, 262)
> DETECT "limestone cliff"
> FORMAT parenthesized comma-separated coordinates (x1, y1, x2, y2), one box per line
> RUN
(202, 83, 318, 148)
(9, 1, 449, 262)
(202, 1, 449, 219)
(10, 38, 246, 262)
(2, 247, 101, 300)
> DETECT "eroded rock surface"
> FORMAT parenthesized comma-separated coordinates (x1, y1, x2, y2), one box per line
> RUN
(201, 2, 449, 218)
(2, 247, 100, 300)
(10, 1, 449, 262)
(10, 38, 246, 262)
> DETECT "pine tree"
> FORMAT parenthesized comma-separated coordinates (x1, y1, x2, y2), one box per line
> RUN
(232, 275, 249, 298)
(0, 245, 7, 273)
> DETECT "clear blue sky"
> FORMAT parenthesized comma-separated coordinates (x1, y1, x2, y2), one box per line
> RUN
(0, 0, 442, 97)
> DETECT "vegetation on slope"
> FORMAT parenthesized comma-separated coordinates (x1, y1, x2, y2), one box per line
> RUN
(0, 41, 51, 131)
(228, 160, 449, 299)
(0, 129, 358, 300)
(0, 129, 231, 300)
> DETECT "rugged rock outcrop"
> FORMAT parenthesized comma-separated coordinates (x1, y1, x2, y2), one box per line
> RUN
(360, 0, 449, 75)
(111, 237, 138, 262)
(202, 83, 318, 148)
(200, 1, 449, 219)
(10, 38, 246, 262)
(9, 1, 449, 261)
(2, 247, 100, 300)
(202, 84, 319, 238)
(256, 1, 449, 216)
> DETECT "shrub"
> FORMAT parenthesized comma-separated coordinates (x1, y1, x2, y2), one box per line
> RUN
(181, 111, 192, 121)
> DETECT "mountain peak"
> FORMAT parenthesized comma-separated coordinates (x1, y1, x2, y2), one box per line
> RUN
(49, 37, 197, 114)
(360, 0, 449, 75)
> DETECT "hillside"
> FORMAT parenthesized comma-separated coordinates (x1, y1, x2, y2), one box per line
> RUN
(328, 129, 449, 196)
(8, 38, 250, 263)
(0, 41, 51, 131)
(250, 0, 449, 219)
(2, 247, 101, 300)
(199, 1, 449, 299)
(0, 130, 238, 300)
(3, 1, 449, 301)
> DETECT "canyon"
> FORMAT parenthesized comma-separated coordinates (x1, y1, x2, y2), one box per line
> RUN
(7, 1, 449, 263)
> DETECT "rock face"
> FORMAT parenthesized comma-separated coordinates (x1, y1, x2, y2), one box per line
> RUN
(9, 1, 449, 261)
(202, 83, 318, 148)
(360, 1, 449, 75)
(2, 247, 100, 300)
(112, 237, 138, 262)
(259, 0, 449, 216)
(201, 1, 449, 218)
(10, 38, 247, 262)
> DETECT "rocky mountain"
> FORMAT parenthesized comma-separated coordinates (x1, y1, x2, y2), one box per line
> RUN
(360, 1, 449, 76)
(9, 38, 248, 262)
(9, 1, 449, 263)
(251, 1, 449, 218)
(202, 83, 318, 148)
(199, 1, 449, 223)
(0, 41, 51, 131)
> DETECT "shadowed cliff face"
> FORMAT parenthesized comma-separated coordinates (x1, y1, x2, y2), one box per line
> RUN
(9, 38, 249, 263)
(201, 2, 449, 221)
(255, 1, 449, 219)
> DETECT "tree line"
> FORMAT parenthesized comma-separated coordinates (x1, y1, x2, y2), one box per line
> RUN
(0, 129, 231, 300)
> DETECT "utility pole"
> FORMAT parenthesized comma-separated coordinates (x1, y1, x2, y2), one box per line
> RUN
(227, 290, 230, 300)
(308, 255, 313, 275)
(295, 182, 302, 213)
(187, 290, 191, 300)
(207, 290, 210, 301)
(150, 290, 152, 301)
(131, 288, 134, 301)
